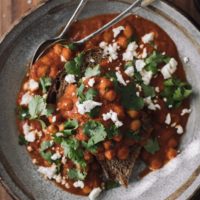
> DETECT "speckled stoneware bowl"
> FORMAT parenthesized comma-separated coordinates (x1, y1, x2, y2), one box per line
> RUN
(0, 0, 200, 199)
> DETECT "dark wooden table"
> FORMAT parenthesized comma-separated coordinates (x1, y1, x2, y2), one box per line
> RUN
(0, 0, 200, 199)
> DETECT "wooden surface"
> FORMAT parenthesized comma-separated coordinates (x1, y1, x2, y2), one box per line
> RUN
(0, 0, 200, 199)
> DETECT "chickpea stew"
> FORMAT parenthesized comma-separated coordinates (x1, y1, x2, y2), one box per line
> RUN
(16, 14, 192, 199)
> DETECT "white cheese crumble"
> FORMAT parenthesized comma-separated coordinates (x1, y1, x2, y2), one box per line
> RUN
(38, 164, 57, 179)
(140, 70, 153, 85)
(76, 100, 102, 115)
(140, 47, 148, 59)
(60, 55, 67, 62)
(181, 108, 192, 116)
(89, 187, 102, 200)
(165, 113, 171, 125)
(102, 110, 123, 127)
(155, 87, 160, 93)
(51, 152, 61, 161)
(52, 116, 57, 123)
(122, 42, 138, 61)
(161, 58, 178, 79)
(99, 41, 120, 62)
(73, 180, 85, 189)
(27, 79, 39, 92)
(112, 26, 125, 38)
(135, 59, 146, 72)
(88, 78, 95, 87)
(183, 57, 189, 64)
(115, 71, 127, 86)
(144, 97, 161, 111)
(65, 74, 76, 84)
(20, 92, 33, 106)
(175, 125, 184, 134)
(22, 123, 36, 142)
(124, 66, 134, 77)
(142, 32, 154, 43)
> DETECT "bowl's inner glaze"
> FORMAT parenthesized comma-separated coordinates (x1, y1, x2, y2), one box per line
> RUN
(0, 1, 200, 200)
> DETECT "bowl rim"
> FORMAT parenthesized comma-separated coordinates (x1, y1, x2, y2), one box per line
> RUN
(0, 0, 200, 200)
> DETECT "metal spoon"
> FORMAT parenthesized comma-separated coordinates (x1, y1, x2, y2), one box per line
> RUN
(31, 0, 88, 65)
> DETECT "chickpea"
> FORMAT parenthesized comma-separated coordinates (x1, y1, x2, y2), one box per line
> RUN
(112, 104, 125, 119)
(127, 110, 140, 119)
(30, 120, 42, 131)
(36, 65, 49, 78)
(84, 151, 93, 161)
(124, 24, 133, 38)
(103, 140, 112, 150)
(117, 36, 128, 49)
(117, 147, 129, 160)
(113, 134, 123, 142)
(47, 124, 58, 134)
(149, 158, 162, 170)
(103, 31, 113, 43)
(58, 123, 65, 131)
(99, 78, 113, 96)
(82, 186, 92, 194)
(104, 90, 117, 102)
(57, 98, 73, 111)
(76, 131, 88, 141)
(105, 149, 115, 160)
(53, 44, 63, 55)
(166, 148, 177, 160)
(62, 47, 72, 61)
(40, 56, 52, 66)
(96, 152, 105, 161)
(130, 119, 141, 132)
(168, 138, 178, 148)
(49, 66, 58, 78)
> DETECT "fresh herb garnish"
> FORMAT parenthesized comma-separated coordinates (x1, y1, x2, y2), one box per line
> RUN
(64, 52, 84, 77)
(61, 138, 86, 168)
(67, 169, 87, 181)
(17, 106, 29, 120)
(64, 43, 77, 51)
(144, 138, 160, 154)
(83, 120, 107, 147)
(106, 124, 119, 139)
(39, 77, 52, 93)
(85, 65, 100, 78)
(28, 95, 53, 119)
(105, 180, 120, 190)
(18, 135, 28, 145)
(125, 130, 141, 141)
(88, 107, 100, 118)
(63, 119, 78, 136)
(39, 141, 54, 162)
(82, 141, 98, 153)
(120, 82, 144, 110)
(142, 84, 156, 97)
(161, 77, 192, 108)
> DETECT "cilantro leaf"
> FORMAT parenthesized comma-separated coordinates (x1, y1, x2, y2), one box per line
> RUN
(161, 77, 192, 108)
(142, 84, 156, 97)
(88, 107, 100, 118)
(63, 43, 77, 51)
(16, 106, 29, 120)
(83, 120, 107, 147)
(28, 95, 53, 119)
(18, 135, 28, 145)
(82, 141, 98, 153)
(125, 130, 141, 141)
(85, 65, 100, 78)
(39, 141, 54, 162)
(106, 124, 119, 139)
(63, 119, 79, 135)
(68, 169, 87, 181)
(144, 138, 160, 154)
(120, 83, 144, 110)
(64, 52, 84, 77)
(39, 77, 52, 93)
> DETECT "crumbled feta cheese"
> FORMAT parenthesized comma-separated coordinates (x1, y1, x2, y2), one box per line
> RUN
(144, 97, 161, 111)
(122, 42, 138, 61)
(99, 42, 120, 62)
(60, 55, 67, 62)
(102, 110, 123, 127)
(171, 122, 177, 127)
(20, 92, 33, 105)
(161, 58, 178, 79)
(27, 146, 33, 152)
(56, 132, 64, 137)
(135, 59, 146, 72)
(61, 156, 67, 164)
(112, 26, 125, 38)
(124, 66, 134, 77)
(38, 164, 57, 179)
(89, 187, 102, 200)
(115, 71, 127, 86)
(73, 180, 85, 189)
(76, 100, 102, 115)
(175, 125, 184, 134)
(53, 174, 62, 183)
(88, 78, 95, 87)
(181, 108, 192, 116)
(155, 87, 160, 93)
(142, 32, 154, 43)
(65, 74, 76, 84)
(22, 123, 36, 142)
(51, 152, 61, 161)
(90, 58, 95, 63)
(183, 57, 189, 64)
(140, 70, 153, 85)
(165, 113, 171, 125)
(52, 116, 57, 123)
(141, 47, 148, 59)
(28, 79, 39, 91)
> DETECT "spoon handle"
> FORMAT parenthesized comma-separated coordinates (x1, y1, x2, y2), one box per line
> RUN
(76, 0, 143, 44)
(58, 0, 89, 38)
